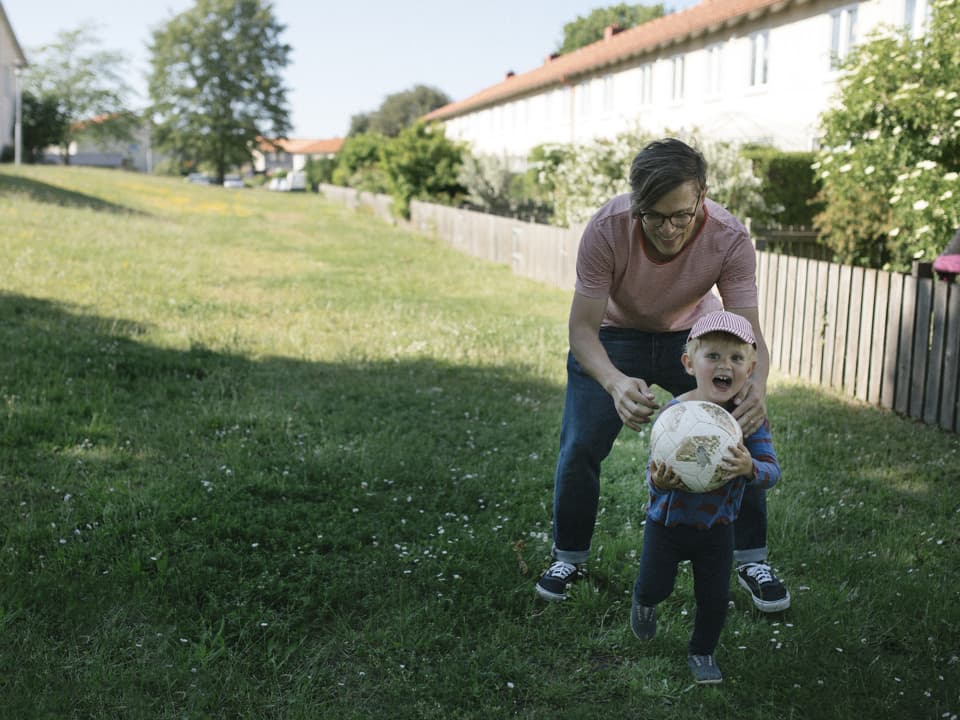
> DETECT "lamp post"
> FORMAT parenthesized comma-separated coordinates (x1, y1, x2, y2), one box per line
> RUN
(14, 63, 23, 166)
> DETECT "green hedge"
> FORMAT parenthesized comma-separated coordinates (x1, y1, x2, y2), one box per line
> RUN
(743, 146, 823, 228)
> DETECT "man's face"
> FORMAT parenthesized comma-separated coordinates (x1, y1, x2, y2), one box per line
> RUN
(639, 180, 704, 258)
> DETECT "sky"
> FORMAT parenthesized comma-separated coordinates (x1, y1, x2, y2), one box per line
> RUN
(5, 0, 698, 140)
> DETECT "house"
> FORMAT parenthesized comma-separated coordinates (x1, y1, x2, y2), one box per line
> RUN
(251, 137, 344, 175)
(424, 0, 931, 167)
(0, 1, 27, 160)
(43, 113, 155, 172)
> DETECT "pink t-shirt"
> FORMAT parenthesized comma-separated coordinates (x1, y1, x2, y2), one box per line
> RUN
(575, 194, 758, 331)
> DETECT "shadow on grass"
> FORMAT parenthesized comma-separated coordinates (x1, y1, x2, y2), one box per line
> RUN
(0, 173, 150, 216)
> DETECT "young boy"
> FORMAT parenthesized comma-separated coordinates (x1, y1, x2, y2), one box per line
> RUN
(630, 310, 782, 684)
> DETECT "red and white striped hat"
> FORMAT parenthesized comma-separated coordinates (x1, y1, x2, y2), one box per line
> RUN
(688, 310, 756, 347)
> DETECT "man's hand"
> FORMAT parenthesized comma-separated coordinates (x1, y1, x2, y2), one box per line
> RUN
(650, 461, 689, 492)
(731, 377, 767, 437)
(610, 377, 660, 431)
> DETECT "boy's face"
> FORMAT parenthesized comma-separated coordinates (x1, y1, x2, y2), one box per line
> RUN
(682, 333, 756, 405)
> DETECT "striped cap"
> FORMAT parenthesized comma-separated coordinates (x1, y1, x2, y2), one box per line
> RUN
(688, 310, 756, 346)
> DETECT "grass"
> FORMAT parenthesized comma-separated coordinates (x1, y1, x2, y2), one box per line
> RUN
(0, 165, 958, 719)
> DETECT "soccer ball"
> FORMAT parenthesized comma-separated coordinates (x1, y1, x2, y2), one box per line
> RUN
(648, 401, 743, 493)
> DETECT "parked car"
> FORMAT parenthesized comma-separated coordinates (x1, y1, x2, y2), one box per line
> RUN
(185, 173, 213, 185)
(222, 175, 245, 189)
(267, 171, 306, 192)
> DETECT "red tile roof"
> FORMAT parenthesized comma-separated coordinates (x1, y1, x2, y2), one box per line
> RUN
(424, 0, 792, 122)
(258, 137, 344, 154)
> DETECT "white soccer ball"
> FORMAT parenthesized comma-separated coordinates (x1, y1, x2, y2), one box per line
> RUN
(648, 400, 743, 493)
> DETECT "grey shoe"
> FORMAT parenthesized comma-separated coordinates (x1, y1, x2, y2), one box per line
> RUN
(535, 561, 579, 601)
(630, 600, 657, 641)
(688, 654, 723, 684)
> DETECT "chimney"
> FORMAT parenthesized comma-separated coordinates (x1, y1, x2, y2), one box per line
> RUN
(505, 70, 515, 80)
(544, 52, 560, 63)
(604, 24, 623, 40)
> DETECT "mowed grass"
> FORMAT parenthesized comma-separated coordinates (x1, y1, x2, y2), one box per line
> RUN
(0, 165, 957, 719)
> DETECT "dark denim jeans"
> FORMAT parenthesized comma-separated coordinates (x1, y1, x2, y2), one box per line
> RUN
(551, 326, 769, 564)
(633, 519, 733, 656)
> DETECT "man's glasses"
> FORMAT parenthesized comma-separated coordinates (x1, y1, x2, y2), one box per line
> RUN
(638, 191, 703, 229)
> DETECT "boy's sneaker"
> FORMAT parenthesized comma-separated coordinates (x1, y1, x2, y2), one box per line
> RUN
(688, 654, 723, 684)
(630, 600, 657, 641)
(535, 561, 580, 601)
(737, 562, 791, 612)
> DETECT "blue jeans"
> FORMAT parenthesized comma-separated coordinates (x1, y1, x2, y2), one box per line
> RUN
(633, 519, 733, 656)
(551, 327, 769, 565)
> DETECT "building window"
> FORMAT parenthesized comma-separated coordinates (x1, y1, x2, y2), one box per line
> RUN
(706, 43, 723, 96)
(904, 0, 929, 37)
(671, 55, 685, 101)
(579, 80, 592, 115)
(830, 7, 858, 69)
(639, 63, 653, 106)
(603, 75, 614, 113)
(750, 30, 769, 87)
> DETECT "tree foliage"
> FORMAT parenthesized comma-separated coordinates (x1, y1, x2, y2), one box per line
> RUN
(348, 85, 451, 138)
(23, 24, 133, 162)
(813, 0, 960, 270)
(21, 91, 68, 162)
(379, 123, 465, 218)
(557, 3, 663, 54)
(331, 133, 390, 193)
(148, 0, 291, 183)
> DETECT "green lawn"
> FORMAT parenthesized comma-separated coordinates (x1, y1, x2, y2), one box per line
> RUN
(0, 165, 958, 719)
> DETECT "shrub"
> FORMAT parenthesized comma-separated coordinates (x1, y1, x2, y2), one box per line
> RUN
(743, 146, 823, 227)
(379, 122, 466, 219)
(813, 0, 960, 270)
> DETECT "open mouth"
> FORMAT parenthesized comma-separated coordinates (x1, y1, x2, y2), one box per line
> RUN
(712, 374, 733, 390)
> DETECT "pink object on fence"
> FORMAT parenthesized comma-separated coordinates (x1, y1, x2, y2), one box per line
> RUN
(933, 229, 960, 279)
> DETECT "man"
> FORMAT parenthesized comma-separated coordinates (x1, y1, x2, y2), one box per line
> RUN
(535, 138, 790, 613)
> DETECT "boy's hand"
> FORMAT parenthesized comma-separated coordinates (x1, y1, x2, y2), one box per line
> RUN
(650, 461, 688, 491)
(719, 442, 754, 481)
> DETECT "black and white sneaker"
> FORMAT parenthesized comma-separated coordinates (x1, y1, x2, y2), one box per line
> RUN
(630, 600, 657, 641)
(737, 562, 790, 612)
(535, 561, 580, 601)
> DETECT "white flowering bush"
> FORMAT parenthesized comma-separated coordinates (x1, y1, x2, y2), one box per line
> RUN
(537, 125, 770, 228)
(814, 0, 960, 270)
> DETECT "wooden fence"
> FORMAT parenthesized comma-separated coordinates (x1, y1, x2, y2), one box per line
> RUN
(320, 187, 960, 433)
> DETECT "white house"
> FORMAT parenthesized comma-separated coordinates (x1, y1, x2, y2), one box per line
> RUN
(0, 1, 27, 160)
(425, 0, 930, 166)
(251, 137, 344, 175)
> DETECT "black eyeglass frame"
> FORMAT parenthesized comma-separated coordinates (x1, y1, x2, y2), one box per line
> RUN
(637, 188, 704, 229)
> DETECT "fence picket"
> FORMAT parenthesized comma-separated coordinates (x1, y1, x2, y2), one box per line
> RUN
(868, 270, 888, 405)
(832, 266, 853, 390)
(895, 276, 917, 415)
(925, 280, 949, 425)
(812, 261, 829, 385)
(882, 274, 903, 410)
(910, 277, 933, 420)
(845, 267, 865, 394)
(943, 285, 960, 432)
(791, 258, 808, 377)
(856, 269, 877, 401)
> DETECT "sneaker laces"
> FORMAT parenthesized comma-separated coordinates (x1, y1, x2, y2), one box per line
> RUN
(744, 563, 774, 585)
(544, 561, 577, 580)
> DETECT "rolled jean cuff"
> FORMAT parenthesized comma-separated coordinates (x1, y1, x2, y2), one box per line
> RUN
(553, 545, 590, 565)
(733, 546, 767, 565)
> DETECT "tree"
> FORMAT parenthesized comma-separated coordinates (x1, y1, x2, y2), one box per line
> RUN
(24, 24, 133, 163)
(813, 0, 960, 270)
(353, 85, 451, 138)
(148, 0, 291, 183)
(557, 3, 663, 54)
(331, 132, 390, 192)
(379, 122, 465, 218)
(21, 91, 68, 163)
